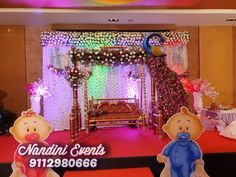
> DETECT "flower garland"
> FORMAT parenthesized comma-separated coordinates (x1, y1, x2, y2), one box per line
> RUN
(68, 46, 147, 66)
(47, 64, 91, 86)
(148, 57, 189, 121)
(41, 31, 189, 47)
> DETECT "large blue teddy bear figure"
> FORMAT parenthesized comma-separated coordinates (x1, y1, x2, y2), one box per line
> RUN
(157, 107, 209, 177)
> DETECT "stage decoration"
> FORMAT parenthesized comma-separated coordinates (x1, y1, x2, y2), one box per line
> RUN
(84, 79, 89, 133)
(26, 79, 51, 98)
(141, 64, 147, 128)
(41, 31, 190, 47)
(184, 78, 219, 114)
(143, 32, 165, 55)
(47, 64, 67, 76)
(157, 107, 209, 177)
(144, 32, 189, 137)
(65, 67, 90, 87)
(178, 71, 189, 79)
(184, 78, 219, 99)
(26, 79, 51, 114)
(87, 97, 144, 131)
(42, 31, 188, 131)
(127, 66, 142, 81)
(9, 109, 59, 177)
(66, 47, 92, 142)
(66, 46, 147, 66)
(128, 70, 141, 81)
(149, 57, 189, 120)
(192, 92, 203, 116)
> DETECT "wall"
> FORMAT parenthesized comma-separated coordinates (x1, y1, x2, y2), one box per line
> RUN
(25, 25, 51, 107)
(25, 26, 51, 83)
(233, 27, 236, 105)
(177, 26, 200, 112)
(0, 26, 27, 115)
(199, 26, 233, 105)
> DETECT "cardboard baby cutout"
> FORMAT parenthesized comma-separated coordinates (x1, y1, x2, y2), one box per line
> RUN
(9, 109, 59, 177)
(157, 106, 209, 177)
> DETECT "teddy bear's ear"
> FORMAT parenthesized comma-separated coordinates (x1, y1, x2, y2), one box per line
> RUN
(180, 106, 189, 113)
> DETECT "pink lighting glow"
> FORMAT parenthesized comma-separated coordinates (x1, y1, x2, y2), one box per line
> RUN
(2, 0, 207, 9)
(8, 0, 76, 8)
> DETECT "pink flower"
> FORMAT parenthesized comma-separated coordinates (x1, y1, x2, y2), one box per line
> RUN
(183, 78, 219, 100)
(26, 79, 51, 98)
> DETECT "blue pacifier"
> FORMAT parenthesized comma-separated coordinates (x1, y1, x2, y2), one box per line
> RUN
(177, 132, 190, 146)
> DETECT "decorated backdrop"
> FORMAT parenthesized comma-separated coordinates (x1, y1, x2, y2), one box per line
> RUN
(42, 31, 189, 130)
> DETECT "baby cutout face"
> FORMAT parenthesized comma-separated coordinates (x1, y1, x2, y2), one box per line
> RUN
(163, 107, 204, 140)
(10, 109, 52, 143)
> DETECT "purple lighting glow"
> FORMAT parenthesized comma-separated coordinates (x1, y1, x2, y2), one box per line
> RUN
(9, 0, 76, 8)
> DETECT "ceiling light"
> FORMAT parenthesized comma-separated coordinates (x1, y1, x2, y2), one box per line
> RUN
(108, 18, 119, 22)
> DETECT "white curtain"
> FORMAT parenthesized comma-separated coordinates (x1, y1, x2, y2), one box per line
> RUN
(42, 45, 187, 131)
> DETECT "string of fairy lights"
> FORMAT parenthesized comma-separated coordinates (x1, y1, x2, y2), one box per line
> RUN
(41, 31, 190, 48)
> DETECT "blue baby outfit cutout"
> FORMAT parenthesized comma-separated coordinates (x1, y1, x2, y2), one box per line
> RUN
(163, 132, 202, 177)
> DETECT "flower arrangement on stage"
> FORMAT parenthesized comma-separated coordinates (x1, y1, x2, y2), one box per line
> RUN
(26, 79, 51, 98)
(184, 78, 219, 100)
(65, 68, 91, 87)
(68, 46, 147, 66)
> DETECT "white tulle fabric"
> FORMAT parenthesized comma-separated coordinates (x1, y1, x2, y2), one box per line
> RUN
(42, 46, 187, 131)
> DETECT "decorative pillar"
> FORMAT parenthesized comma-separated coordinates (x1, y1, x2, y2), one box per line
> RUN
(67, 47, 91, 141)
(151, 77, 155, 131)
(69, 86, 80, 142)
(83, 79, 89, 133)
(69, 73, 81, 142)
(67, 47, 82, 142)
(141, 64, 147, 129)
(157, 110, 164, 139)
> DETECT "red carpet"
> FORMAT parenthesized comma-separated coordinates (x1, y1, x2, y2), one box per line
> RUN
(63, 167, 154, 177)
(1, 127, 236, 163)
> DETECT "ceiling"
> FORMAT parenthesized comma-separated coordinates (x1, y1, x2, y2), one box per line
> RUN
(0, 0, 236, 26)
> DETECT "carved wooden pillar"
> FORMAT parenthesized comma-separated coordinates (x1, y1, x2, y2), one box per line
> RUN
(69, 78, 81, 142)
(70, 87, 80, 142)
(157, 109, 164, 139)
(151, 77, 155, 132)
(141, 64, 147, 129)
(83, 79, 89, 133)
(68, 47, 82, 142)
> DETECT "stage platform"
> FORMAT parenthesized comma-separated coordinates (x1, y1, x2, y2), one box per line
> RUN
(1, 127, 236, 163)
(1, 127, 236, 177)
